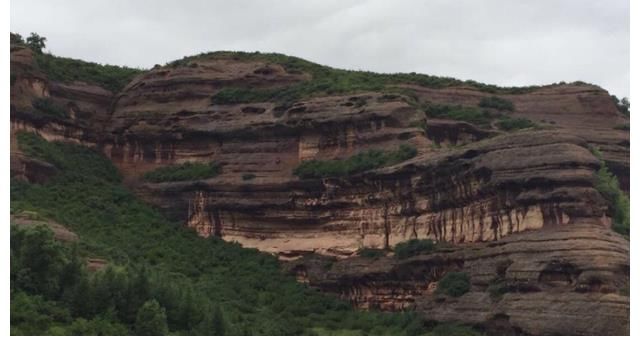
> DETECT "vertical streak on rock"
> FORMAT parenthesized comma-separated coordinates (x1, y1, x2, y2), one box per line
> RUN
(383, 201, 390, 249)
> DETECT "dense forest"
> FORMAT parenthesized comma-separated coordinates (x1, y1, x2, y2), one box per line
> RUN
(10, 132, 479, 335)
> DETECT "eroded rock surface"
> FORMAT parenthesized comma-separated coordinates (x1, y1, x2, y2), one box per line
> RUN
(285, 223, 629, 335)
(10, 47, 630, 335)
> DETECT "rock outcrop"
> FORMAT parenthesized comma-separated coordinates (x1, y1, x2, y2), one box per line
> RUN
(285, 223, 629, 335)
(10, 47, 630, 335)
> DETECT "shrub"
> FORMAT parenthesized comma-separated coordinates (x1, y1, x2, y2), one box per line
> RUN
(242, 173, 256, 181)
(427, 322, 480, 336)
(394, 239, 436, 259)
(487, 279, 510, 300)
(142, 161, 221, 183)
(614, 123, 630, 131)
(611, 95, 630, 118)
(436, 272, 471, 297)
(357, 248, 386, 259)
(32, 98, 67, 118)
(591, 148, 629, 237)
(479, 96, 514, 111)
(424, 103, 493, 128)
(293, 144, 417, 179)
(496, 117, 536, 131)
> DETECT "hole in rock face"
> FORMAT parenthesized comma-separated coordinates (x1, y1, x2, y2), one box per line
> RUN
(288, 106, 306, 115)
(538, 261, 579, 286)
(242, 106, 266, 114)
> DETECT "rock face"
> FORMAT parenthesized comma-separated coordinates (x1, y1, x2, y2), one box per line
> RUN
(285, 223, 629, 335)
(10, 47, 630, 335)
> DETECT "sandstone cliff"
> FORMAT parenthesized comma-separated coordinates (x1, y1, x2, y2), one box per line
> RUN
(10, 47, 630, 335)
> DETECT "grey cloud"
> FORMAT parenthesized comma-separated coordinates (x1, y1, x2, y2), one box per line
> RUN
(10, 0, 629, 97)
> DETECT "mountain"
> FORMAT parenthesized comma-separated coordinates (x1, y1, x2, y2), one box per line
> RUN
(10, 43, 630, 335)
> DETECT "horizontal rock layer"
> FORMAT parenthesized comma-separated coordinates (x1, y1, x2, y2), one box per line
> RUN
(285, 223, 629, 335)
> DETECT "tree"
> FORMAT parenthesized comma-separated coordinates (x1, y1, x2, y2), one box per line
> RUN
(26, 32, 47, 53)
(134, 299, 169, 336)
(194, 304, 227, 335)
(10, 32, 25, 45)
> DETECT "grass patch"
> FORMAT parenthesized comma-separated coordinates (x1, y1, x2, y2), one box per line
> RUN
(34, 52, 144, 93)
(293, 144, 417, 179)
(142, 162, 221, 183)
(478, 96, 514, 111)
(436, 272, 471, 297)
(591, 147, 629, 237)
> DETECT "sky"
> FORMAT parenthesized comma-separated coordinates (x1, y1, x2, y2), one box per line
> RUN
(10, 0, 630, 98)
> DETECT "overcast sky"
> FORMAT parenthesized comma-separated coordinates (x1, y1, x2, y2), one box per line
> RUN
(11, 0, 630, 97)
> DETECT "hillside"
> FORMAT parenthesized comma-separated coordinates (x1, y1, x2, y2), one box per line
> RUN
(10, 42, 630, 335)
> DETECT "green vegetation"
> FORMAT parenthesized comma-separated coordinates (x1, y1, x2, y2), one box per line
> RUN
(394, 239, 439, 259)
(33, 53, 144, 93)
(487, 278, 510, 300)
(614, 123, 630, 131)
(495, 117, 537, 131)
(424, 103, 493, 128)
(357, 248, 387, 259)
(424, 103, 536, 131)
(436, 272, 471, 297)
(591, 147, 630, 237)
(11, 132, 439, 335)
(195, 51, 594, 105)
(32, 98, 68, 119)
(26, 32, 47, 53)
(134, 300, 169, 336)
(426, 322, 481, 336)
(478, 96, 514, 111)
(142, 161, 221, 183)
(293, 144, 417, 179)
(11, 32, 144, 92)
(611, 95, 630, 118)
(242, 173, 256, 181)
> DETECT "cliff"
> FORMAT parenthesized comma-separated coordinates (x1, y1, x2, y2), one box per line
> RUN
(10, 46, 630, 335)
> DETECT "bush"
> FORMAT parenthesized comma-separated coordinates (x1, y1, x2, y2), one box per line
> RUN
(394, 239, 436, 259)
(32, 98, 67, 119)
(479, 96, 514, 111)
(436, 272, 471, 297)
(293, 144, 417, 179)
(495, 117, 536, 131)
(591, 148, 629, 237)
(424, 103, 493, 128)
(357, 248, 386, 259)
(143, 161, 221, 183)
(611, 95, 630, 118)
(427, 322, 480, 336)
(242, 173, 256, 181)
